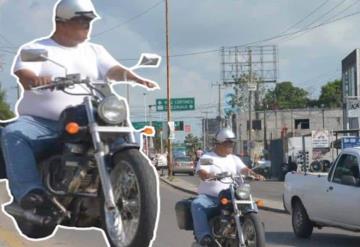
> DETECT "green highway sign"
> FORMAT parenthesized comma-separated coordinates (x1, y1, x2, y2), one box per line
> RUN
(156, 97, 195, 112)
(132, 121, 184, 131)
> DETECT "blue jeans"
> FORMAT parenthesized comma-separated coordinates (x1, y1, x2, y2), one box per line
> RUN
(1, 115, 61, 202)
(191, 194, 220, 242)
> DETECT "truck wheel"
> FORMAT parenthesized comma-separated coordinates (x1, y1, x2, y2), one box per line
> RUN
(292, 201, 313, 238)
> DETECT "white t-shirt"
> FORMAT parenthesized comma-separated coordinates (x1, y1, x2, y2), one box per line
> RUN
(196, 152, 247, 197)
(13, 38, 120, 120)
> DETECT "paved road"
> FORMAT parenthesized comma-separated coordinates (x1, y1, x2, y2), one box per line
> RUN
(1, 180, 360, 247)
(0, 181, 108, 247)
(155, 179, 360, 247)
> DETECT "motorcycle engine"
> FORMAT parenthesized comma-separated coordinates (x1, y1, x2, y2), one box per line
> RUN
(212, 214, 236, 239)
(41, 143, 98, 195)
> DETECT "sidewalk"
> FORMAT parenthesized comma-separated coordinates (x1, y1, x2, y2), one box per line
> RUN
(160, 175, 286, 214)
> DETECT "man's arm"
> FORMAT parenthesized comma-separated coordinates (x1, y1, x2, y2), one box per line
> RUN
(106, 65, 158, 89)
(240, 166, 265, 181)
(198, 169, 215, 181)
(14, 69, 52, 90)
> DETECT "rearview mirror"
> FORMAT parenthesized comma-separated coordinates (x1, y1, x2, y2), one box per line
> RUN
(20, 49, 48, 62)
(132, 53, 161, 70)
(200, 158, 213, 166)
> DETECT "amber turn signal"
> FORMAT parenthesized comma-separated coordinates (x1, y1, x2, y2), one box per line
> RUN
(143, 127, 155, 136)
(220, 197, 230, 205)
(255, 199, 264, 208)
(65, 122, 80, 135)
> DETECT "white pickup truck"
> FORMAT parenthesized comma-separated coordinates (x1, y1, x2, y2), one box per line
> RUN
(283, 147, 360, 238)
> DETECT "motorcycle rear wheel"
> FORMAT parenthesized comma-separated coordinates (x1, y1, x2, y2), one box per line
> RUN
(101, 149, 158, 247)
(242, 212, 266, 247)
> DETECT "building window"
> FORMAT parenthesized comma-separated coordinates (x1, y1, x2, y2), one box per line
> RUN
(295, 119, 310, 129)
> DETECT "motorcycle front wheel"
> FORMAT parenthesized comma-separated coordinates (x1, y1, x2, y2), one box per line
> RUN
(241, 212, 266, 247)
(101, 149, 158, 247)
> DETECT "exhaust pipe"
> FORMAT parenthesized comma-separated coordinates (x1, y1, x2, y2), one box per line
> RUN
(4, 203, 52, 226)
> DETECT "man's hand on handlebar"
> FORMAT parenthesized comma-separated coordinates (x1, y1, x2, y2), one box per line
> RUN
(254, 174, 265, 181)
(30, 76, 53, 88)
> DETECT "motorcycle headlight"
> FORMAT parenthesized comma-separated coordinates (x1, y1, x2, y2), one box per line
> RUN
(235, 184, 251, 200)
(98, 96, 127, 125)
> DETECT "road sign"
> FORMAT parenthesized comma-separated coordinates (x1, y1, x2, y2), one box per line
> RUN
(132, 121, 184, 131)
(341, 137, 360, 149)
(247, 83, 257, 91)
(156, 98, 195, 112)
(347, 99, 360, 117)
(311, 130, 330, 148)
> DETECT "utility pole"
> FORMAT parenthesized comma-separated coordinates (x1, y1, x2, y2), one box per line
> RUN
(201, 111, 210, 150)
(211, 82, 224, 127)
(165, 0, 173, 177)
(248, 49, 253, 157)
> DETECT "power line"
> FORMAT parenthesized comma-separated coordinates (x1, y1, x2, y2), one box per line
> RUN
(302, 0, 347, 29)
(93, 0, 164, 38)
(279, 0, 330, 35)
(322, 0, 360, 23)
(120, 8, 360, 61)
(279, 9, 360, 44)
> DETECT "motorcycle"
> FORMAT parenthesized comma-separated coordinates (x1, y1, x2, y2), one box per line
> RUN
(0, 49, 160, 247)
(175, 172, 266, 247)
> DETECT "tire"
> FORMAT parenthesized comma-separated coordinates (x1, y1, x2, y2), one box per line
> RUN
(101, 149, 158, 247)
(16, 218, 55, 239)
(242, 212, 266, 247)
(292, 200, 313, 238)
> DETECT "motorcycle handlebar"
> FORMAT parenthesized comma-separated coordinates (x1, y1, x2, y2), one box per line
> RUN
(31, 75, 90, 91)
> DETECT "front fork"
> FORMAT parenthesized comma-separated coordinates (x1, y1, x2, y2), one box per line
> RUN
(230, 186, 258, 247)
(84, 97, 117, 210)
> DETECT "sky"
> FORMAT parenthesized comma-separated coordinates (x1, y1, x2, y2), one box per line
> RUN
(0, 0, 358, 141)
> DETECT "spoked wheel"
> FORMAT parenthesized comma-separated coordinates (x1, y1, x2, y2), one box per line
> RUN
(242, 213, 266, 247)
(102, 149, 158, 247)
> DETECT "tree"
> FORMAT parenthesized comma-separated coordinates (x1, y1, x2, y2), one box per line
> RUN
(318, 79, 342, 108)
(0, 85, 14, 120)
(263, 81, 309, 109)
(184, 134, 201, 159)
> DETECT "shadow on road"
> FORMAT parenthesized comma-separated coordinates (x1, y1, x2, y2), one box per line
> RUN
(265, 231, 360, 247)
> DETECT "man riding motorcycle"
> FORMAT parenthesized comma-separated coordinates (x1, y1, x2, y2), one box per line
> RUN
(192, 128, 265, 246)
(1, 0, 157, 217)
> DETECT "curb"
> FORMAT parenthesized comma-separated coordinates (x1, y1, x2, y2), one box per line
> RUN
(160, 177, 287, 214)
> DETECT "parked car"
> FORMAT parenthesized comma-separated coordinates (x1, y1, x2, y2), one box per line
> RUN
(283, 147, 360, 239)
(173, 156, 194, 175)
(252, 159, 271, 179)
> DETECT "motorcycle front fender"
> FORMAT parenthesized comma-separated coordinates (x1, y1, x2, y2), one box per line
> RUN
(110, 137, 140, 155)
(241, 202, 259, 214)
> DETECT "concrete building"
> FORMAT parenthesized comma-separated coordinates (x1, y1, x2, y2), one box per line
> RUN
(237, 107, 343, 155)
(342, 49, 360, 129)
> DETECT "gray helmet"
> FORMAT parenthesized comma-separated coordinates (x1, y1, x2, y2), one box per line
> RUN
(214, 128, 236, 143)
(55, 0, 100, 22)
